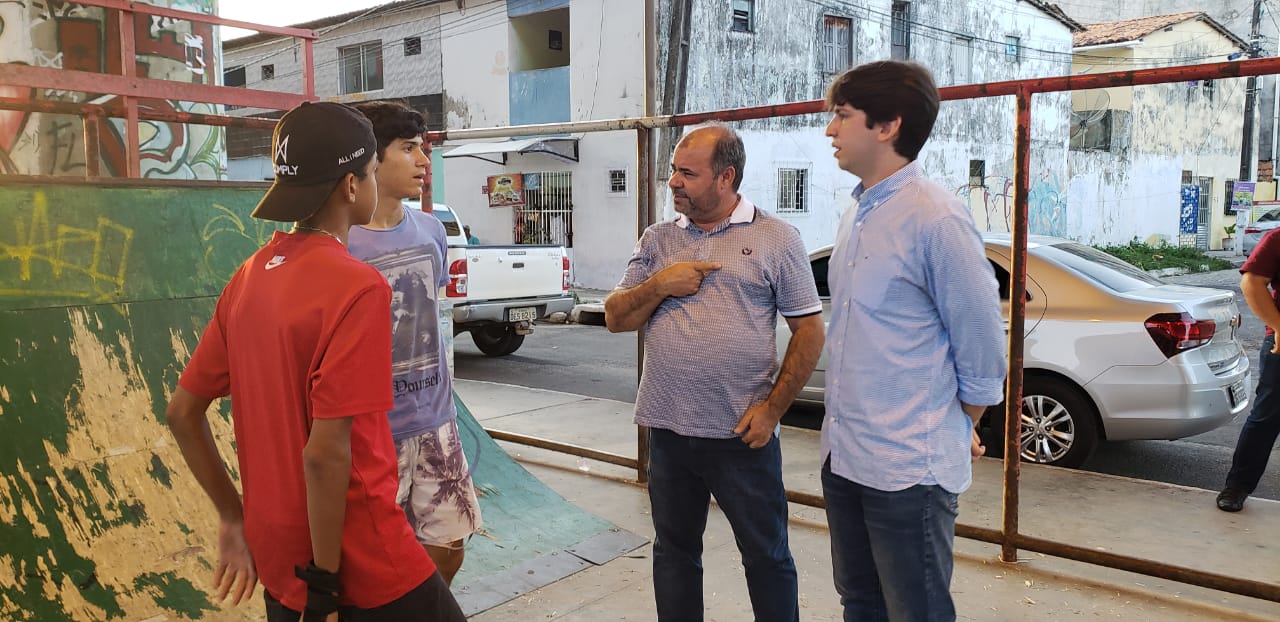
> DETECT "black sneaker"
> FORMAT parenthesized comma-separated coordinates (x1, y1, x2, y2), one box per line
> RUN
(1216, 488, 1247, 512)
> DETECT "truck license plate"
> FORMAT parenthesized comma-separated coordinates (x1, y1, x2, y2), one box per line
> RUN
(1228, 379, 1247, 407)
(508, 306, 538, 322)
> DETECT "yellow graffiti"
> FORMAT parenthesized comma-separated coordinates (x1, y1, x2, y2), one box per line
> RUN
(201, 203, 284, 279)
(1, 191, 134, 302)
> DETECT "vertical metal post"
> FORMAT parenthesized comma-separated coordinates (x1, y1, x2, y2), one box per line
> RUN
(302, 39, 317, 100)
(83, 113, 101, 178)
(1002, 87, 1032, 563)
(422, 139, 433, 212)
(117, 8, 140, 178)
(1241, 0, 1263, 181)
(635, 0, 658, 484)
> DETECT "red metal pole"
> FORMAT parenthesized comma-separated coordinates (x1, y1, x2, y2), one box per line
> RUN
(303, 40, 317, 100)
(0, 97, 278, 130)
(1002, 87, 1033, 563)
(116, 7, 140, 178)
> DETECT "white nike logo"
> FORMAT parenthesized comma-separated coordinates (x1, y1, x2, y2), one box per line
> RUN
(265, 255, 287, 270)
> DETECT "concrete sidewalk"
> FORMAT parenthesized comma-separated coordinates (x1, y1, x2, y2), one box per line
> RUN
(454, 378, 1280, 621)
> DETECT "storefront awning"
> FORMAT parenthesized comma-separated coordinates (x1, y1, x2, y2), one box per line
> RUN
(442, 137, 579, 165)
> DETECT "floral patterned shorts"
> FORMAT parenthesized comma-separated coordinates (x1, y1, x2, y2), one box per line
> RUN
(396, 419, 482, 547)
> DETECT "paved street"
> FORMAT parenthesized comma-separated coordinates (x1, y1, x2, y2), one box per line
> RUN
(455, 268, 1279, 501)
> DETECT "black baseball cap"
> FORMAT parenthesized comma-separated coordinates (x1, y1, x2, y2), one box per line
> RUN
(251, 101, 378, 222)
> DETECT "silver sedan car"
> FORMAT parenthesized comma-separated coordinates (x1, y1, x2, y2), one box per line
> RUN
(1242, 208, 1280, 256)
(781, 234, 1251, 468)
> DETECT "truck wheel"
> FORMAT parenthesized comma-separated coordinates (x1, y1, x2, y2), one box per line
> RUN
(471, 324, 525, 356)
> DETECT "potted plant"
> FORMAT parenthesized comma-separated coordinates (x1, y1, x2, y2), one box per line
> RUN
(1223, 223, 1237, 247)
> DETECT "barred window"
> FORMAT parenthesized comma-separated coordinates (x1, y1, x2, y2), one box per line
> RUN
(260, 64, 274, 80)
(404, 36, 422, 56)
(608, 169, 627, 194)
(777, 168, 809, 213)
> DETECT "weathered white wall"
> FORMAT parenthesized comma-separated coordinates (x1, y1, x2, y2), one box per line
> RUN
(664, 0, 1075, 253)
(1066, 20, 1246, 248)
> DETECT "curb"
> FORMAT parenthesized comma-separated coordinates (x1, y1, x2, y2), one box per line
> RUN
(570, 303, 606, 326)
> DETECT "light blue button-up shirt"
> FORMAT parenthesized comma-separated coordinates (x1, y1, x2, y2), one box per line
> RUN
(821, 161, 1007, 494)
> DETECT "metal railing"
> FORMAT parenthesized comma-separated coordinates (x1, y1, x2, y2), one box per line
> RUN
(0, 0, 315, 178)
(425, 55, 1280, 605)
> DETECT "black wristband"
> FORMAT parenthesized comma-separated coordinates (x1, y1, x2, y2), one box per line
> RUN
(296, 562, 341, 620)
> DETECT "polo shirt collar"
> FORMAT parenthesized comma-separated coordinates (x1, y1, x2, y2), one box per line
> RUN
(675, 194, 756, 229)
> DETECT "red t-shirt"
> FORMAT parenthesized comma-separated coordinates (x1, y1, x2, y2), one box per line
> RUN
(1241, 228, 1280, 337)
(179, 231, 435, 610)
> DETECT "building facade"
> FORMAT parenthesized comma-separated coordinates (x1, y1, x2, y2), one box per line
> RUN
(1067, 13, 1248, 249)
(658, 0, 1081, 249)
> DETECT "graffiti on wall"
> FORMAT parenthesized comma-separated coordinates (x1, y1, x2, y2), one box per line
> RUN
(0, 191, 134, 302)
(958, 174, 1069, 238)
(0, 0, 225, 179)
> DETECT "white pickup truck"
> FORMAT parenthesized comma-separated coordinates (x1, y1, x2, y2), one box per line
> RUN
(406, 201, 574, 356)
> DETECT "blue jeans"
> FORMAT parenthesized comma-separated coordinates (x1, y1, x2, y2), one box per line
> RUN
(647, 427, 798, 622)
(822, 460, 959, 622)
(1226, 335, 1280, 493)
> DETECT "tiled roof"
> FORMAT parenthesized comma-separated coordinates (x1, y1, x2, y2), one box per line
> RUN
(1074, 12, 1247, 49)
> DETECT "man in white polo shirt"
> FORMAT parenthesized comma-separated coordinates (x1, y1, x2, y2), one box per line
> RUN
(605, 124, 825, 622)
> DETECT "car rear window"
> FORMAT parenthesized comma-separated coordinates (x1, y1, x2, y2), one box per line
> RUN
(433, 208, 463, 237)
(1258, 208, 1280, 223)
(1038, 242, 1163, 292)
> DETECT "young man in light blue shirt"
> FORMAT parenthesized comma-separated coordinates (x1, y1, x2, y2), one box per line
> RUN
(820, 61, 1008, 621)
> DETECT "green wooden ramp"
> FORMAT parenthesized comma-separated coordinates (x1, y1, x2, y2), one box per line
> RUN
(0, 181, 643, 621)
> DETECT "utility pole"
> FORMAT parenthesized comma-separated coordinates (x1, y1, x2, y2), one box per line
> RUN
(1240, 0, 1263, 182)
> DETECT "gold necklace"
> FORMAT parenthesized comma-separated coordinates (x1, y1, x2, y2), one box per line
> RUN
(292, 224, 343, 245)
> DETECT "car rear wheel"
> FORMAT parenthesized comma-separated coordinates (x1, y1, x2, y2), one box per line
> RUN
(471, 324, 525, 356)
(982, 376, 1099, 468)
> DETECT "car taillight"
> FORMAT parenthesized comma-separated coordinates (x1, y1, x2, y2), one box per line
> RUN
(562, 255, 571, 291)
(1245, 226, 1262, 234)
(1144, 312, 1215, 357)
(446, 259, 468, 297)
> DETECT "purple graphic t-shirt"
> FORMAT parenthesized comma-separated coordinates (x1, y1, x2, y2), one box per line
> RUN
(348, 205, 456, 439)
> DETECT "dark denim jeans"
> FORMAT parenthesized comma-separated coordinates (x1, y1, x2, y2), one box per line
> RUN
(822, 459, 959, 622)
(647, 427, 798, 622)
(263, 571, 464, 622)
(1226, 335, 1280, 493)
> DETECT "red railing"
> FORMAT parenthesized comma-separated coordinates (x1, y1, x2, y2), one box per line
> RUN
(0, 0, 315, 177)
(426, 55, 1280, 604)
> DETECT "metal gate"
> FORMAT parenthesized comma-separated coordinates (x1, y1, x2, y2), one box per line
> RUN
(515, 171, 573, 247)
(1196, 176, 1213, 249)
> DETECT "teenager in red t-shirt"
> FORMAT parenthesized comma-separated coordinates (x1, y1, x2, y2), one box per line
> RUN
(165, 102, 465, 622)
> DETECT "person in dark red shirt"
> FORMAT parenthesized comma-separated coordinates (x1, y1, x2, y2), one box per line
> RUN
(1219, 228, 1280, 513)
(165, 102, 465, 621)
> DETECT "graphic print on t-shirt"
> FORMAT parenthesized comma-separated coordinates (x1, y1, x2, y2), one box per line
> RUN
(364, 247, 442, 388)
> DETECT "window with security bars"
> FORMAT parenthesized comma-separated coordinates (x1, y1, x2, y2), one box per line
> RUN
(822, 16, 853, 75)
(608, 169, 627, 194)
(891, 2, 911, 60)
(404, 36, 422, 56)
(260, 64, 274, 80)
(338, 41, 384, 94)
(732, 0, 753, 32)
(777, 168, 809, 213)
